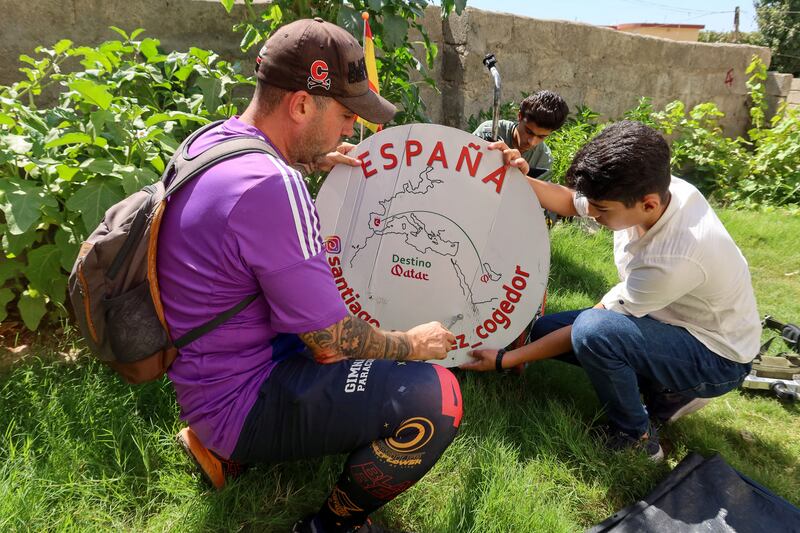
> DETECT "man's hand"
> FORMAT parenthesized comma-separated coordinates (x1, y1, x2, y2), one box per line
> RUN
(459, 349, 499, 371)
(487, 140, 530, 176)
(313, 142, 360, 172)
(406, 321, 456, 361)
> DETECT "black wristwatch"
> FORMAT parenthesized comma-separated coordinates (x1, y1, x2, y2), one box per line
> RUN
(495, 348, 508, 373)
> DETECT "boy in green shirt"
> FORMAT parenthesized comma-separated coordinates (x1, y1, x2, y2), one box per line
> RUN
(473, 90, 569, 181)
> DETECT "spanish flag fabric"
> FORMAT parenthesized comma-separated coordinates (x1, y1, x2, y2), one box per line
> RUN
(357, 15, 382, 134)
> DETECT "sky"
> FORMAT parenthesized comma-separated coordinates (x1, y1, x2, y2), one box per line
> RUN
(457, 0, 759, 33)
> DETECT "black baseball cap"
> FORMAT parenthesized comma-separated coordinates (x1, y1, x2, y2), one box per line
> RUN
(256, 18, 396, 124)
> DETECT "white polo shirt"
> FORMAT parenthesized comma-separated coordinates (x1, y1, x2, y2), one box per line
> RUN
(574, 177, 761, 364)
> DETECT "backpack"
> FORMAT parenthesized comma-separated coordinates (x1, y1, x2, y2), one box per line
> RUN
(68, 120, 278, 384)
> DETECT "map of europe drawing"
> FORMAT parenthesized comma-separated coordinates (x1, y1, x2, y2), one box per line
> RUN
(349, 166, 502, 319)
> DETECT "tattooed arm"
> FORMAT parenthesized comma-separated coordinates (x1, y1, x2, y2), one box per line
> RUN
(299, 315, 454, 364)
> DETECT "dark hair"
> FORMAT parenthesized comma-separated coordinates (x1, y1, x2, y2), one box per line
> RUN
(565, 121, 671, 207)
(519, 90, 569, 130)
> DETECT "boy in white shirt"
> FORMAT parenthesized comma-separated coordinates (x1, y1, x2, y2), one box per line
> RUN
(462, 121, 761, 460)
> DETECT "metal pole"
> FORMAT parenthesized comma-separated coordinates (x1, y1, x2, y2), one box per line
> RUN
(483, 53, 501, 142)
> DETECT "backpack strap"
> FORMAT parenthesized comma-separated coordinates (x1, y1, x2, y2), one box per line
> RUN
(160, 120, 224, 183)
(173, 293, 259, 349)
(164, 136, 278, 197)
(160, 120, 281, 198)
(166, 136, 280, 197)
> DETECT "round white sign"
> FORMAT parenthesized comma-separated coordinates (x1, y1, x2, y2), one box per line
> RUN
(316, 123, 550, 366)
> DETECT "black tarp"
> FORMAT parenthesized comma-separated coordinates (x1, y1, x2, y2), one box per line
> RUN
(588, 453, 800, 533)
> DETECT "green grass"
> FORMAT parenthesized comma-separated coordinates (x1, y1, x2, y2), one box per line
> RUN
(1, 208, 798, 532)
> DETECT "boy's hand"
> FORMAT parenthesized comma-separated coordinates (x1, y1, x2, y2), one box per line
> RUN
(488, 140, 530, 176)
(460, 349, 499, 371)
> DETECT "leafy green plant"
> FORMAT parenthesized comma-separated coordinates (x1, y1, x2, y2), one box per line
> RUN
(547, 105, 603, 185)
(622, 97, 657, 127)
(746, 57, 769, 134)
(0, 29, 254, 330)
(651, 56, 799, 207)
(737, 104, 800, 207)
(218, 0, 465, 126)
(732, 56, 800, 207)
(651, 100, 748, 197)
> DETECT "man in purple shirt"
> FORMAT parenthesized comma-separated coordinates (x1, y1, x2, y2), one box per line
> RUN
(158, 18, 463, 533)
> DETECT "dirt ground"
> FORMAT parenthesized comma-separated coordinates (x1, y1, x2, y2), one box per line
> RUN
(0, 320, 74, 372)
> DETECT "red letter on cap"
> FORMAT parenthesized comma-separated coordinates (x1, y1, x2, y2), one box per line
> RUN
(310, 60, 329, 81)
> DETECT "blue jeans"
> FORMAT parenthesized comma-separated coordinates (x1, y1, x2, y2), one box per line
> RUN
(531, 309, 751, 437)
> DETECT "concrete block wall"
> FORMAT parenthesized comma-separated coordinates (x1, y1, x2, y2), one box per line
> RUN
(422, 7, 771, 137)
(0, 0, 249, 87)
(0, 1, 773, 136)
(789, 78, 800, 110)
(766, 71, 794, 116)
